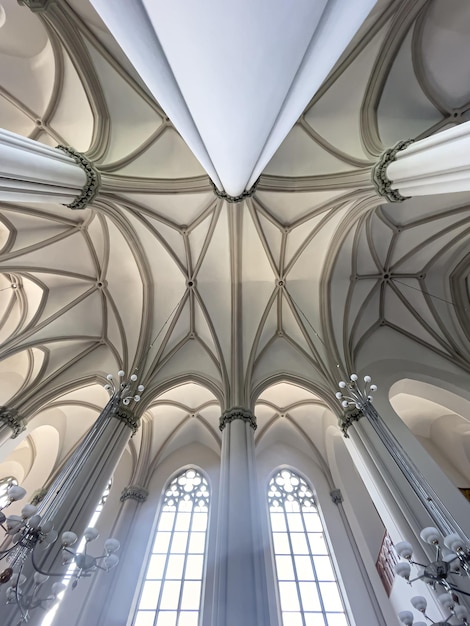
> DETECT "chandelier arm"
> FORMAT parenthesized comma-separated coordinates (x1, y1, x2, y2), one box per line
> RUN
(446, 584, 470, 597)
(14, 562, 29, 624)
(30, 546, 68, 578)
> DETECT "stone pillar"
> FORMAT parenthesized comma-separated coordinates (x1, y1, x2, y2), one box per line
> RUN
(0, 396, 139, 626)
(212, 407, 271, 626)
(0, 406, 26, 445)
(372, 121, 470, 201)
(0, 129, 99, 208)
(55, 485, 149, 626)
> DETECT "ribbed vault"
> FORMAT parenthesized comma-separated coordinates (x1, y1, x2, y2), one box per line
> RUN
(1, 0, 470, 466)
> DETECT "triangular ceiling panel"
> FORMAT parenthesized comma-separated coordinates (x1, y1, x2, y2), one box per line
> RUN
(90, 0, 375, 195)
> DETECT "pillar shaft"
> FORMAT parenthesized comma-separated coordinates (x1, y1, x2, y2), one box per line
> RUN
(0, 397, 138, 626)
(0, 129, 99, 208)
(212, 408, 271, 626)
(373, 121, 470, 201)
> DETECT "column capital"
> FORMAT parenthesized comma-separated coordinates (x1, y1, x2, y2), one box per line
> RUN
(18, 0, 54, 11)
(56, 146, 100, 210)
(219, 407, 257, 432)
(339, 407, 363, 438)
(30, 487, 48, 506)
(0, 406, 26, 439)
(120, 485, 149, 503)
(372, 139, 414, 203)
(330, 489, 343, 505)
(112, 405, 140, 436)
(211, 178, 259, 204)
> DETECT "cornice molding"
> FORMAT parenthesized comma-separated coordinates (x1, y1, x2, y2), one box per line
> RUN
(120, 485, 148, 503)
(372, 140, 414, 202)
(219, 407, 257, 432)
(56, 146, 101, 210)
(0, 406, 26, 439)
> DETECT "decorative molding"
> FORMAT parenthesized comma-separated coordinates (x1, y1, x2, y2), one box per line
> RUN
(219, 407, 257, 432)
(120, 485, 149, 503)
(18, 0, 54, 11)
(56, 146, 101, 210)
(30, 488, 48, 506)
(372, 139, 414, 202)
(339, 407, 363, 438)
(211, 178, 259, 204)
(0, 406, 26, 439)
(330, 489, 343, 505)
(112, 406, 140, 436)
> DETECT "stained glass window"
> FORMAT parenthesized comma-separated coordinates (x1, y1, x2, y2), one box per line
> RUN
(134, 468, 210, 626)
(268, 469, 349, 626)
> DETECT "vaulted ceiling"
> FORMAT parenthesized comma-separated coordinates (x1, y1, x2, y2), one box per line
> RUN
(1, 0, 470, 470)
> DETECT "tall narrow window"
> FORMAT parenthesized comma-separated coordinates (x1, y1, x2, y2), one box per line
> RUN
(268, 469, 349, 626)
(134, 468, 210, 626)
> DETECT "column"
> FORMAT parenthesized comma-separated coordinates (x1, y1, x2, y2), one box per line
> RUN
(0, 381, 140, 626)
(212, 407, 271, 626)
(0, 128, 100, 208)
(337, 378, 470, 542)
(0, 406, 26, 445)
(372, 121, 470, 201)
(56, 485, 149, 626)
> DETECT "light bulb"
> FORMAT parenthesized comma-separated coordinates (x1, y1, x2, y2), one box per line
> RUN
(61, 531, 78, 547)
(7, 486, 26, 502)
(106, 374, 113, 380)
(398, 610, 414, 626)
(370, 384, 377, 391)
(411, 596, 426, 612)
(130, 374, 138, 382)
(395, 541, 413, 559)
(138, 385, 145, 392)
(420, 526, 441, 545)
(134, 395, 141, 402)
(118, 370, 125, 377)
(104, 538, 120, 554)
(83, 527, 99, 542)
(335, 392, 343, 399)
(364, 375, 371, 383)
(350, 374, 358, 381)
(341, 400, 348, 408)
(104, 384, 111, 391)
(21, 504, 37, 519)
(338, 381, 346, 388)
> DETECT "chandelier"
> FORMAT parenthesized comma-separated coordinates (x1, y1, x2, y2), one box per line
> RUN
(336, 374, 470, 626)
(0, 370, 144, 623)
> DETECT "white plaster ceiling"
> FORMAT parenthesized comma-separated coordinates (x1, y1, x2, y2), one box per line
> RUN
(1, 0, 470, 472)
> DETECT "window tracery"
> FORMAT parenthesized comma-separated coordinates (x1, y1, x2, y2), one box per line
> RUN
(268, 469, 348, 626)
(134, 468, 210, 626)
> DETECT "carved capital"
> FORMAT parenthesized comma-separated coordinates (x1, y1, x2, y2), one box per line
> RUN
(0, 406, 26, 439)
(120, 485, 149, 503)
(18, 0, 54, 11)
(56, 146, 101, 210)
(339, 407, 363, 438)
(330, 489, 343, 505)
(112, 406, 140, 436)
(219, 407, 257, 432)
(30, 487, 48, 506)
(372, 140, 414, 203)
(211, 178, 259, 204)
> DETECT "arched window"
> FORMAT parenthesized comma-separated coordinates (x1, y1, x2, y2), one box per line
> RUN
(134, 468, 210, 626)
(268, 469, 348, 626)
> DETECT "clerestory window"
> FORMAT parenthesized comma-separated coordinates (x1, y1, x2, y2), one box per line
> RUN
(133, 468, 210, 626)
(268, 469, 349, 626)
